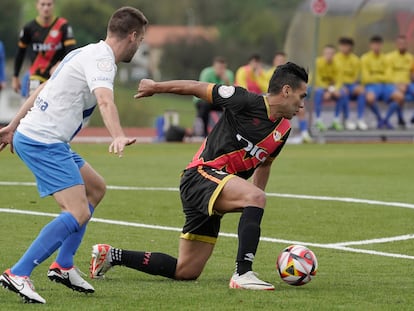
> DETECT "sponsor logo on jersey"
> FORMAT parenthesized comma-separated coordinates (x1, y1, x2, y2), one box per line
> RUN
(236, 134, 268, 162)
(273, 130, 282, 141)
(218, 85, 235, 98)
(32, 42, 62, 52)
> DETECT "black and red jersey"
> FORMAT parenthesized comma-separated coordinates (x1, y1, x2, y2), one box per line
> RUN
(15, 16, 76, 81)
(187, 84, 291, 179)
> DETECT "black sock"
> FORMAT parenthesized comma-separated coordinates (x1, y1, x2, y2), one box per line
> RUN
(110, 248, 177, 279)
(236, 206, 264, 275)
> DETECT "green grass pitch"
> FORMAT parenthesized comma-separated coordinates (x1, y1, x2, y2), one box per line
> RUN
(0, 142, 414, 310)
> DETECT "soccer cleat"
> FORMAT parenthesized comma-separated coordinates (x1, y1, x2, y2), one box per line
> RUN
(47, 262, 94, 293)
(331, 120, 343, 131)
(229, 271, 275, 290)
(301, 131, 313, 144)
(398, 119, 407, 129)
(0, 269, 46, 304)
(315, 120, 326, 131)
(356, 119, 368, 131)
(90, 244, 113, 279)
(344, 120, 356, 130)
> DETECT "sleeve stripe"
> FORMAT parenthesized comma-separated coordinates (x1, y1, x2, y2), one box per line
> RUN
(64, 39, 76, 46)
(206, 83, 214, 103)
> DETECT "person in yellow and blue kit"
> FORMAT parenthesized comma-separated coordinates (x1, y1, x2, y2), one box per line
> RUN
(334, 37, 367, 130)
(314, 45, 346, 131)
(382, 35, 413, 128)
(361, 35, 404, 129)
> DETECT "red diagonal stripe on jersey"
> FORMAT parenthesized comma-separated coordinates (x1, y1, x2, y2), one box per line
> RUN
(30, 17, 67, 76)
(191, 118, 291, 174)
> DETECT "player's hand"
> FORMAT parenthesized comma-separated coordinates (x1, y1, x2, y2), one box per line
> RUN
(12, 77, 21, 94)
(134, 79, 156, 99)
(0, 125, 15, 153)
(109, 136, 136, 157)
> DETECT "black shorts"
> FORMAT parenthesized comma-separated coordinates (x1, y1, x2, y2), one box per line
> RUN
(180, 166, 235, 244)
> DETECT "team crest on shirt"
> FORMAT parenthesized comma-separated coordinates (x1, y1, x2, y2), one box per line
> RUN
(218, 85, 235, 98)
(273, 130, 282, 141)
(97, 59, 113, 72)
(50, 30, 59, 38)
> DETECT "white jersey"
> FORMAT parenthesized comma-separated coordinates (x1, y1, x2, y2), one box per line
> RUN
(18, 40, 117, 144)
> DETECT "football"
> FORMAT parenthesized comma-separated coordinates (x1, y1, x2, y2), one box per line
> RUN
(276, 244, 318, 286)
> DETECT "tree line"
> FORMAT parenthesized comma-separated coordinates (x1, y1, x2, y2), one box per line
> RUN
(0, 0, 303, 79)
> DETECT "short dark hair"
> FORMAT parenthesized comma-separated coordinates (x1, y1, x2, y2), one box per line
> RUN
(370, 35, 383, 43)
(107, 7, 148, 39)
(268, 62, 308, 94)
(213, 56, 227, 64)
(248, 53, 261, 62)
(324, 44, 336, 50)
(338, 37, 354, 46)
(274, 51, 287, 57)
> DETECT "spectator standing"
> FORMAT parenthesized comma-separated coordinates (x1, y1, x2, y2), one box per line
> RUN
(12, 0, 76, 95)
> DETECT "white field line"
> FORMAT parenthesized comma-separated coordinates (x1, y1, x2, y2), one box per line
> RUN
(1, 207, 414, 260)
(1, 181, 414, 210)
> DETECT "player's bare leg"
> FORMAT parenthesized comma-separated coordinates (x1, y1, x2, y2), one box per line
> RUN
(175, 239, 215, 280)
(214, 177, 274, 290)
(81, 163, 106, 207)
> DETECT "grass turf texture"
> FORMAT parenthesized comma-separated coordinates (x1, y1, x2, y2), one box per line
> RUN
(0, 143, 414, 310)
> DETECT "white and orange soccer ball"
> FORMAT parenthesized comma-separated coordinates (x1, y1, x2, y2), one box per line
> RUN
(276, 244, 318, 286)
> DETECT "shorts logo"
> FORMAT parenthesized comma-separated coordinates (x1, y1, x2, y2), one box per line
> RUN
(218, 85, 235, 98)
(273, 130, 282, 141)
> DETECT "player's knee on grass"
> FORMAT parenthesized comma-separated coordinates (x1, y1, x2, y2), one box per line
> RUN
(174, 265, 201, 281)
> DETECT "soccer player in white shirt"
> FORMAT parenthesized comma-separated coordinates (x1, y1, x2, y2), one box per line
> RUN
(0, 7, 148, 304)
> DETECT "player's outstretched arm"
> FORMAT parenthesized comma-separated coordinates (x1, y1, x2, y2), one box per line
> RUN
(134, 79, 212, 103)
(0, 83, 46, 153)
(94, 87, 136, 157)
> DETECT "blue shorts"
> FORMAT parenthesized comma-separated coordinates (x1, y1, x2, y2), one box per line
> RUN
(13, 131, 85, 197)
(365, 83, 395, 102)
(406, 83, 414, 101)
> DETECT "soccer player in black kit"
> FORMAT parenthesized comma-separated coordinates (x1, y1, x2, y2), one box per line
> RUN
(12, 0, 76, 95)
(90, 62, 308, 290)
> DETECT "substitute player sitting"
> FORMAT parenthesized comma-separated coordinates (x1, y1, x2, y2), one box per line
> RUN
(0, 7, 147, 304)
(313, 45, 346, 131)
(90, 62, 308, 290)
(334, 37, 367, 130)
(382, 35, 413, 128)
(361, 35, 402, 129)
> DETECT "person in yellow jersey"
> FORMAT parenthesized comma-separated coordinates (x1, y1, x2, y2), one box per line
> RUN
(334, 37, 367, 130)
(235, 54, 268, 94)
(313, 44, 346, 131)
(361, 35, 403, 129)
(382, 35, 413, 128)
(267, 52, 312, 142)
(409, 63, 414, 124)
